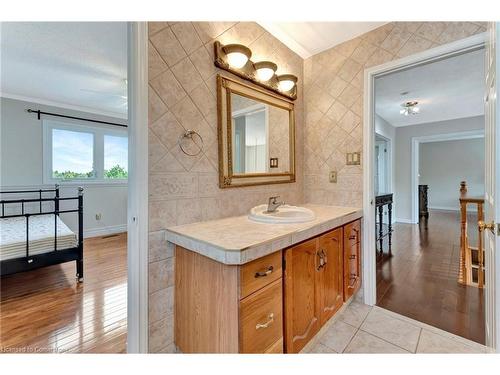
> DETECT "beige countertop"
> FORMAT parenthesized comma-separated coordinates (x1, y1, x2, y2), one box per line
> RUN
(166, 204, 363, 265)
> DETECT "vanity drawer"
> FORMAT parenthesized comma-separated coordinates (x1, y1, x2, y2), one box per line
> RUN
(240, 250, 282, 299)
(239, 278, 283, 353)
(344, 219, 361, 247)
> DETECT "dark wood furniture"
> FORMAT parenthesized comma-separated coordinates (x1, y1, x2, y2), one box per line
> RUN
(419, 184, 429, 219)
(0, 186, 84, 281)
(375, 193, 393, 255)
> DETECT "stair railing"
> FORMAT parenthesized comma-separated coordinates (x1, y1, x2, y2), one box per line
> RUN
(458, 181, 485, 288)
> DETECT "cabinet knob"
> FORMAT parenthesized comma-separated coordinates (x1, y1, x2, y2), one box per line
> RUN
(255, 266, 273, 278)
(349, 255, 356, 260)
(255, 313, 274, 330)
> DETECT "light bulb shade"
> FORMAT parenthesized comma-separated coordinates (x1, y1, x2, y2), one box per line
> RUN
(222, 44, 252, 69)
(277, 74, 298, 92)
(400, 101, 419, 116)
(254, 61, 277, 82)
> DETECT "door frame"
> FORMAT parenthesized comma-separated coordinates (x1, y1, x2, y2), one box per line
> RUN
(410, 130, 485, 223)
(126, 21, 149, 353)
(362, 31, 487, 318)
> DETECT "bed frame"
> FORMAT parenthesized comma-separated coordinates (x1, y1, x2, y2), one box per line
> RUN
(0, 185, 84, 282)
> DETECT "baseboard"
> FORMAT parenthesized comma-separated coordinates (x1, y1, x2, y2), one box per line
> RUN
(429, 206, 477, 212)
(84, 224, 127, 238)
(429, 206, 459, 211)
(394, 217, 415, 224)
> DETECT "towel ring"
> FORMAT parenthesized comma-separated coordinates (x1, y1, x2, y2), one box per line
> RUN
(178, 130, 204, 156)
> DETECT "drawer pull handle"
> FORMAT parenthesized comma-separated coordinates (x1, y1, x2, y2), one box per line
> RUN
(255, 266, 274, 278)
(256, 313, 274, 330)
(349, 235, 357, 240)
(348, 274, 358, 288)
(349, 255, 356, 260)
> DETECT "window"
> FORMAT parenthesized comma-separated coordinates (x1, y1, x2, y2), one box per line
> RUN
(104, 135, 128, 179)
(43, 120, 128, 184)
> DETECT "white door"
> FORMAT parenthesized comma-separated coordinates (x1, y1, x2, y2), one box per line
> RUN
(484, 22, 500, 351)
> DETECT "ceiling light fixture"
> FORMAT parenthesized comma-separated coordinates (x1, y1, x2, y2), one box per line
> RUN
(254, 61, 277, 82)
(222, 44, 252, 69)
(400, 101, 420, 116)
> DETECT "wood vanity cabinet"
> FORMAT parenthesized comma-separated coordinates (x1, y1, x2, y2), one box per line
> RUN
(283, 228, 344, 353)
(283, 238, 321, 353)
(318, 228, 345, 324)
(174, 217, 362, 354)
(175, 247, 283, 353)
(343, 219, 362, 301)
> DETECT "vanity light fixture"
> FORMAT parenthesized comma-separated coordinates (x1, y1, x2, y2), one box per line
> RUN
(222, 44, 252, 69)
(254, 61, 277, 82)
(400, 101, 420, 116)
(277, 74, 298, 92)
(213, 41, 298, 100)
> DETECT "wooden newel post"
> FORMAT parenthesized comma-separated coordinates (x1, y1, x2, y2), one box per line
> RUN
(460, 181, 468, 196)
(458, 181, 467, 285)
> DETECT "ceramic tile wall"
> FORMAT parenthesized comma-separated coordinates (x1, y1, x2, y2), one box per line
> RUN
(147, 21, 304, 352)
(302, 21, 487, 207)
(147, 20, 486, 353)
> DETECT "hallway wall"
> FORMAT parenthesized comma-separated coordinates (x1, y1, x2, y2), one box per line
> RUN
(394, 116, 484, 222)
(420, 137, 485, 211)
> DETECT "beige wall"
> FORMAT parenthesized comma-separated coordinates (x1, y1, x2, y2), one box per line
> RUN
(147, 22, 304, 352)
(303, 22, 486, 208)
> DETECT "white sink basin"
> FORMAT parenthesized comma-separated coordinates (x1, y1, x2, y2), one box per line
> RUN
(248, 204, 316, 224)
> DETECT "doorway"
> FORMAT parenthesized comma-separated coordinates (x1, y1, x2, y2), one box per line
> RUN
(0, 22, 133, 353)
(362, 33, 491, 347)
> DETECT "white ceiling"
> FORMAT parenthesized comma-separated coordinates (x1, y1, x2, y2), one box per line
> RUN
(0, 22, 127, 118)
(375, 48, 485, 127)
(258, 22, 387, 58)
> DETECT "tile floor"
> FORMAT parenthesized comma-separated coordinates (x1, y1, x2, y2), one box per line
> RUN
(304, 300, 488, 354)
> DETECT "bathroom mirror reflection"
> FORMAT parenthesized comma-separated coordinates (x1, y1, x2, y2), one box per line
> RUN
(231, 93, 290, 174)
(217, 75, 295, 188)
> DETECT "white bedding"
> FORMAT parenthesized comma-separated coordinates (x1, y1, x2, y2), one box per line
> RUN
(0, 214, 78, 261)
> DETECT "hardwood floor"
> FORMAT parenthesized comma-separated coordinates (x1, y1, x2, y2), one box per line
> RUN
(0, 233, 127, 353)
(376, 210, 485, 344)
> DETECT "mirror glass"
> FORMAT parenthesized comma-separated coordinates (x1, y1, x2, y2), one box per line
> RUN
(231, 93, 290, 174)
(217, 75, 295, 188)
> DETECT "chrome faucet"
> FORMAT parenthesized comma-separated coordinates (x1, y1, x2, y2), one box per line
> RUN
(267, 196, 285, 213)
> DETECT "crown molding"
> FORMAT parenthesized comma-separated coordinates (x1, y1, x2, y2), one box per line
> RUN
(0, 92, 127, 120)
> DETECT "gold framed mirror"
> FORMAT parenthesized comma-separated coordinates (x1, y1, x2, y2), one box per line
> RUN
(217, 74, 296, 188)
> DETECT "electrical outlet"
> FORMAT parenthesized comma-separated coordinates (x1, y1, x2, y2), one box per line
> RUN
(329, 171, 337, 183)
(95, 213, 102, 221)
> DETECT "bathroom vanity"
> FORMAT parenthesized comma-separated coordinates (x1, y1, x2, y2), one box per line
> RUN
(166, 204, 363, 353)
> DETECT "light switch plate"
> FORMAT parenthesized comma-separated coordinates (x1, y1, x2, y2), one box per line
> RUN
(329, 171, 337, 183)
(346, 152, 361, 165)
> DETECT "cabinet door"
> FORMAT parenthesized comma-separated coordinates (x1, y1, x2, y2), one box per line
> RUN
(344, 223, 362, 301)
(284, 238, 320, 353)
(318, 228, 344, 325)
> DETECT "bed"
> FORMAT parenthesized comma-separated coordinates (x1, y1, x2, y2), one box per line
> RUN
(0, 186, 84, 281)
